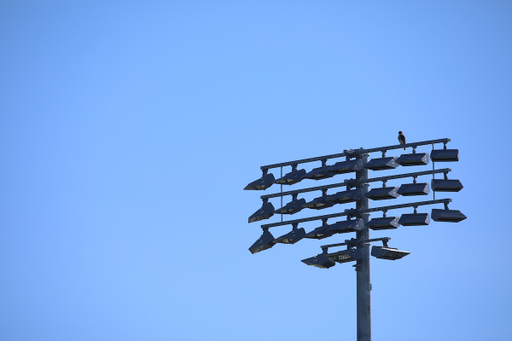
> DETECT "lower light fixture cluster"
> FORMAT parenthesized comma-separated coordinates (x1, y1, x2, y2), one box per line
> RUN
(301, 237, 410, 269)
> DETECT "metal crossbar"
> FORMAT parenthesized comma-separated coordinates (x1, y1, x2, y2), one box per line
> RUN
(260, 138, 450, 170)
(321, 237, 390, 250)
(260, 198, 451, 229)
(260, 168, 451, 200)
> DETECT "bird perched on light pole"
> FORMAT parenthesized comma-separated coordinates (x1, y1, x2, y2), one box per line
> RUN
(398, 131, 406, 149)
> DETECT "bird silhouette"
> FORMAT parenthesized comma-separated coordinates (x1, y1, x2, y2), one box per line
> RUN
(398, 131, 406, 150)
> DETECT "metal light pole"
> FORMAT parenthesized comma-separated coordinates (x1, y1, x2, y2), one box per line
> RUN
(244, 138, 465, 341)
(355, 152, 371, 341)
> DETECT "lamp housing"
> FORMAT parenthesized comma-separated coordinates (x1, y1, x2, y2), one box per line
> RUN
(244, 173, 275, 190)
(399, 213, 430, 226)
(430, 149, 459, 162)
(365, 186, 400, 200)
(366, 216, 400, 230)
(274, 198, 306, 215)
(431, 179, 463, 192)
(274, 169, 306, 185)
(364, 156, 398, 171)
(431, 209, 467, 223)
(249, 229, 276, 254)
(248, 202, 275, 223)
(301, 253, 336, 268)
(326, 248, 363, 264)
(303, 166, 335, 180)
(327, 159, 363, 174)
(303, 196, 335, 210)
(327, 218, 364, 234)
(326, 189, 363, 204)
(397, 182, 430, 196)
(371, 246, 410, 260)
(274, 227, 306, 244)
(396, 153, 429, 166)
(303, 223, 335, 240)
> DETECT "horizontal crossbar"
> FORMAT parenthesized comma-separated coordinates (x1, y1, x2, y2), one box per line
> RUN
(260, 168, 451, 200)
(260, 138, 450, 170)
(260, 198, 451, 229)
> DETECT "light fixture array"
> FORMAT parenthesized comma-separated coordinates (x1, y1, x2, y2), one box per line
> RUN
(244, 137, 465, 340)
(244, 137, 465, 262)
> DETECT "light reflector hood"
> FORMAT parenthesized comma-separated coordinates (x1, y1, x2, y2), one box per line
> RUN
(303, 196, 335, 210)
(248, 202, 275, 223)
(430, 149, 459, 162)
(366, 216, 400, 230)
(432, 179, 463, 192)
(326, 189, 363, 204)
(397, 182, 430, 196)
(396, 153, 429, 166)
(327, 218, 364, 234)
(326, 248, 363, 263)
(399, 213, 430, 226)
(249, 229, 276, 254)
(274, 169, 306, 185)
(244, 173, 275, 190)
(431, 209, 467, 223)
(275, 228, 306, 244)
(365, 186, 400, 200)
(364, 157, 398, 171)
(301, 253, 336, 268)
(303, 166, 335, 180)
(327, 159, 363, 174)
(371, 246, 410, 260)
(274, 198, 306, 215)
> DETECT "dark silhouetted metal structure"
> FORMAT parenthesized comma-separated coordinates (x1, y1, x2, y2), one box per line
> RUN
(244, 137, 465, 341)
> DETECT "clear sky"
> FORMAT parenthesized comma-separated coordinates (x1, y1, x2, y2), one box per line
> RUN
(1, 1, 511, 340)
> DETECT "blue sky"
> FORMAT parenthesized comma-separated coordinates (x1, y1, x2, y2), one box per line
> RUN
(1, 1, 511, 340)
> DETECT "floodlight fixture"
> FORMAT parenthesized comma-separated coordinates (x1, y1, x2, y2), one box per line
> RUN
(327, 217, 364, 234)
(303, 189, 335, 210)
(397, 179, 430, 196)
(301, 251, 336, 268)
(396, 152, 429, 166)
(365, 184, 400, 200)
(371, 246, 410, 260)
(249, 229, 276, 254)
(327, 158, 363, 174)
(364, 156, 398, 171)
(274, 165, 307, 185)
(432, 179, 463, 192)
(366, 212, 400, 230)
(274, 197, 307, 215)
(304, 219, 336, 240)
(275, 224, 306, 244)
(431, 148, 459, 162)
(303, 196, 335, 210)
(432, 207, 467, 223)
(248, 201, 275, 223)
(303, 166, 335, 180)
(326, 188, 363, 204)
(399, 207, 430, 226)
(326, 247, 363, 264)
(244, 171, 275, 190)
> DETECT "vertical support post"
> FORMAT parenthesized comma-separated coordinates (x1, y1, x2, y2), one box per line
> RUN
(280, 166, 283, 222)
(355, 151, 371, 341)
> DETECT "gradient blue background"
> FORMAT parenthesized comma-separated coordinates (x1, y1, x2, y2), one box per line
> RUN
(1, 1, 511, 340)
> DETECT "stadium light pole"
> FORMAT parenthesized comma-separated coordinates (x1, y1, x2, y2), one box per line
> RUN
(244, 137, 465, 341)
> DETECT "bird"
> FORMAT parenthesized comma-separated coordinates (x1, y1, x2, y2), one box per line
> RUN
(398, 131, 406, 149)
